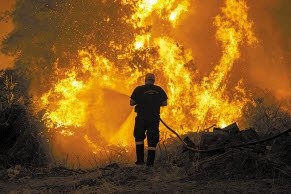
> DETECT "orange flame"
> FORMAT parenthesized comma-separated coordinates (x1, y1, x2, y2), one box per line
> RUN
(38, 0, 257, 167)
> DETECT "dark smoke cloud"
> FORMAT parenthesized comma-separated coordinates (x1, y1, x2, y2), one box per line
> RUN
(1, 0, 136, 93)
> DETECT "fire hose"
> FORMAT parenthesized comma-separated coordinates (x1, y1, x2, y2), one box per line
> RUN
(159, 118, 291, 153)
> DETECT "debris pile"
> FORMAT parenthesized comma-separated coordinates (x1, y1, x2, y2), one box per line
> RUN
(173, 123, 291, 180)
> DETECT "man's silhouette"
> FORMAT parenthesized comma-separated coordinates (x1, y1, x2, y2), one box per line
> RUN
(130, 73, 168, 166)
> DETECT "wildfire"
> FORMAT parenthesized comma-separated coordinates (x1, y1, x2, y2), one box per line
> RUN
(129, 0, 190, 28)
(168, 1, 189, 27)
(191, 0, 258, 129)
(39, 0, 257, 166)
(41, 70, 87, 128)
(134, 34, 151, 50)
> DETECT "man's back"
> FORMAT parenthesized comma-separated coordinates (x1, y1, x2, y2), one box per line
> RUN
(131, 84, 167, 119)
(130, 73, 168, 166)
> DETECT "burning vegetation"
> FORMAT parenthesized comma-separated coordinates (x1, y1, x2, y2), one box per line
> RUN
(38, 0, 259, 166)
(0, 0, 290, 170)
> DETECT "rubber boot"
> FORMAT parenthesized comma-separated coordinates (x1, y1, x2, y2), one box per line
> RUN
(146, 150, 156, 166)
(135, 144, 145, 165)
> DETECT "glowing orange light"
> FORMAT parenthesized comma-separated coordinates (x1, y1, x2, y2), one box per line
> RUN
(38, 0, 257, 166)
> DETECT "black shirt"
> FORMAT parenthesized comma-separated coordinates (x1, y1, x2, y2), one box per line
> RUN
(130, 84, 168, 119)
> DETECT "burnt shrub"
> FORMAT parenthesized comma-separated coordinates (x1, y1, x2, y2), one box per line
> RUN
(240, 91, 291, 167)
(0, 69, 50, 168)
(241, 90, 291, 134)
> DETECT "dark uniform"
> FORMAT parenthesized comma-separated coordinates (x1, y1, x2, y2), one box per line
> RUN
(131, 84, 167, 166)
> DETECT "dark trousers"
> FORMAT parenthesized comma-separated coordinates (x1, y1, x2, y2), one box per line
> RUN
(134, 116, 160, 147)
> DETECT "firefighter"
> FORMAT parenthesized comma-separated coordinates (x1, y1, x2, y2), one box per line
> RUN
(130, 73, 168, 166)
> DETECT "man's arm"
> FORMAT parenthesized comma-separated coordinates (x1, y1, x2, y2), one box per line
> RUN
(130, 98, 137, 106)
(161, 100, 167, 106)
(160, 87, 168, 107)
(130, 87, 139, 106)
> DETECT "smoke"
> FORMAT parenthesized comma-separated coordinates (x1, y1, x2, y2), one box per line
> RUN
(173, 0, 222, 75)
(0, 54, 14, 70)
(172, 0, 290, 100)
(245, 0, 291, 100)
(0, 0, 14, 70)
(1, 0, 135, 93)
(1, 0, 290, 98)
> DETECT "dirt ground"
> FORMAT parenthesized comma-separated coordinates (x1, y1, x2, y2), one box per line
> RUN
(0, 163, 290, 193)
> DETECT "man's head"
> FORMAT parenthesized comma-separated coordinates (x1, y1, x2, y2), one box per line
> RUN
(145, 73, 155, 85)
